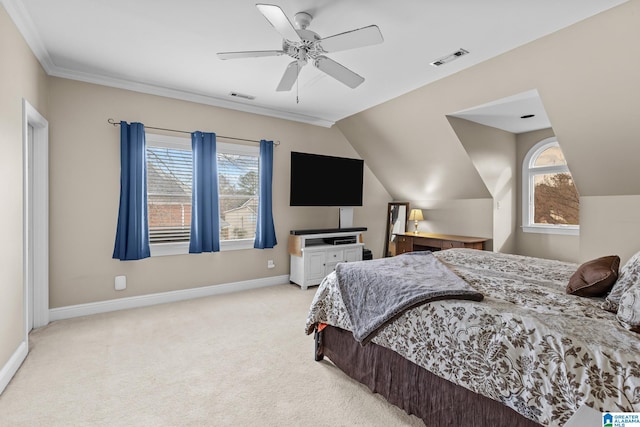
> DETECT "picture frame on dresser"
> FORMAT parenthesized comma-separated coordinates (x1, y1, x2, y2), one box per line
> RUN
(384, 202, 409, 257)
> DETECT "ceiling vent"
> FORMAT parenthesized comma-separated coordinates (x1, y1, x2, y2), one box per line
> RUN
(229, 91, 255, 100)
(430, 48, 469, 67)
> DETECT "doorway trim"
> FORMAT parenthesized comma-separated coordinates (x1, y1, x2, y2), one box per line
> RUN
(23, 99, 49, 333)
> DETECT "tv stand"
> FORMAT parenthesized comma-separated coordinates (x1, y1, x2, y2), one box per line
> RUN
(290, 227, 367, 235)
(288, 228, 367, 289)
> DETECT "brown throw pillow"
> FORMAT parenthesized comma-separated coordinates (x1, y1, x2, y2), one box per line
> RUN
(567, 255, 620, 297)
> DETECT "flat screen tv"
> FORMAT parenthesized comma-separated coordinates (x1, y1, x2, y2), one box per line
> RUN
(290, 151, 364, 206)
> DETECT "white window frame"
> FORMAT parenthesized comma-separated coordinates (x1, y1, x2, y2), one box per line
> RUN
(521, 137, 579, 236)
(146, 133, 259, 257)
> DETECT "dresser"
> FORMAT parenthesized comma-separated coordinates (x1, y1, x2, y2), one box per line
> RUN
(394, 232, 488, 254)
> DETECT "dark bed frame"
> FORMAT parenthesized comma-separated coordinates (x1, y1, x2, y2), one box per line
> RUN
(315, 325, 542, 427)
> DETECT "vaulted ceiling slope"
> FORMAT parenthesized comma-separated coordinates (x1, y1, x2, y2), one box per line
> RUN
(337, 0, 640, 201)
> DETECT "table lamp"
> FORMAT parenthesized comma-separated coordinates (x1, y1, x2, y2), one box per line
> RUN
(408, 209, 424, 234)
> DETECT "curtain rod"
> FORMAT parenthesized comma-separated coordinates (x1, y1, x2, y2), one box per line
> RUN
(107, 118, 279, 145)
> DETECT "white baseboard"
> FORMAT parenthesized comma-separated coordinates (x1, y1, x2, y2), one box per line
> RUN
(49, 274, 290, 322)
(0, 340, 28, 395)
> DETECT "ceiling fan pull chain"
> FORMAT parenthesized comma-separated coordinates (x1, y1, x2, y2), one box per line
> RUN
(296, 63, 300, 104)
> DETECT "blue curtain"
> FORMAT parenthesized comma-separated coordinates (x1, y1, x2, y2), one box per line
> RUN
(113, 121, 151, 261)
(254, 140, 277, 249)
(189, 131, 220, 253)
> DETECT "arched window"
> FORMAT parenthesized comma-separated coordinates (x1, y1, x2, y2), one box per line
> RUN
(522, 137, 579, 235)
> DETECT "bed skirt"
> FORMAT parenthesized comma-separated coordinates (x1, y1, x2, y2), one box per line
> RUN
(316, 325, 542, 427)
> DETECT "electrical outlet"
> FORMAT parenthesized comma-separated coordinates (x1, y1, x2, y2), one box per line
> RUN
(115, 275, 126, 291)
(267, 260, 275, 269)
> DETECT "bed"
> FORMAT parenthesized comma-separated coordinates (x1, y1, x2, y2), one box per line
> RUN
(305, 249, 640, 426)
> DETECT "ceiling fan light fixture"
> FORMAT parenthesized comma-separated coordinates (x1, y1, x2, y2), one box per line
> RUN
(294, 12, 312, 30)
(430, 48, 469, 67)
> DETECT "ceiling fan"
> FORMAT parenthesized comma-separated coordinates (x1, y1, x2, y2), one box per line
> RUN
(217, 4, 383, 91)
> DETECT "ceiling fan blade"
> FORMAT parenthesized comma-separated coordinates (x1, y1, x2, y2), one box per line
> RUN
(276, 61, 302, 91)
(217, 50, 284, 60)
(319, 25, 383, 53)
(256, 4, 302, 42)
(314, 56, 364, 89)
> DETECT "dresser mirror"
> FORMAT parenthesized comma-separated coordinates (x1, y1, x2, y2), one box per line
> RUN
(384, 202, 409, 257)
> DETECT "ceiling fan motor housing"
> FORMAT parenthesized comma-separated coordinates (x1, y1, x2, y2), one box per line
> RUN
(283, 29, 324, 64)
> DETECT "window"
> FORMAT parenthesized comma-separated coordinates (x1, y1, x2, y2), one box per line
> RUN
(522, 137, 580, 235)
(147, 135, 192, 244)
(146, 133, 259, 255)
(217, 144, 259, 242)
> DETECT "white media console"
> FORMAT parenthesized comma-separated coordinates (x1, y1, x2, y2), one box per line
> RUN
(288, 227, 366, 290)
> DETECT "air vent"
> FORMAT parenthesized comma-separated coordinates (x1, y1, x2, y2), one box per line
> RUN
(229, 92, 255, 100)
(430, 48, 469, 67)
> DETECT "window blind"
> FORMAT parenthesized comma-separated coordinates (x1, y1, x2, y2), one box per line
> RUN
(146, 146, 192, 243)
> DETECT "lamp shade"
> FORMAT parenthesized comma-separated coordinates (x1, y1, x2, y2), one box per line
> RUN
(408, 209, 424, 221)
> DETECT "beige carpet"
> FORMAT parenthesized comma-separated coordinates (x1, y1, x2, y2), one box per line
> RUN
(0, 284, 425, 427)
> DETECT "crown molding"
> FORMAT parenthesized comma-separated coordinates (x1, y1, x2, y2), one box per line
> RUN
(1, 0, 334, 128)
(2, 0, 55, 71)
(48, 66, 335, 128)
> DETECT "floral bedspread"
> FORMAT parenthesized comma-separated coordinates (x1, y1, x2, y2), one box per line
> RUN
(305, 248, 640, 427)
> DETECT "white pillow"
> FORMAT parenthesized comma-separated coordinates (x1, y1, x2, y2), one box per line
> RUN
(617, 285, 640, 333)
(603, 250, 640, 313)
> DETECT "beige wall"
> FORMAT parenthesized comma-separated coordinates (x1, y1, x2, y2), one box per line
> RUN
(411, 199, 494, 249)
(580, 196, 640, 265)
(338, 1, 640, 263)
(47, 77, 390, 308)
(0, 5, 48, 375)
(448, 117, 517, 253)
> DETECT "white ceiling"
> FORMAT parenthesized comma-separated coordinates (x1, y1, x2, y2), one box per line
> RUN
(450, 89, 552, 134)
(3, 0, 627, 129)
